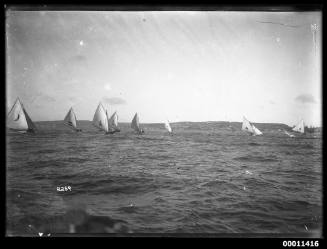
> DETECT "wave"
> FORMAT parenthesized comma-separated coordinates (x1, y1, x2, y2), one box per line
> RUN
(278, 143, 315, 149)
(248, 142, 261, 146)
(234, 155, 279, 162)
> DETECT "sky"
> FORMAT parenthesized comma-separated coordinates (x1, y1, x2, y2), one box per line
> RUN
(6, 10, 322, 126)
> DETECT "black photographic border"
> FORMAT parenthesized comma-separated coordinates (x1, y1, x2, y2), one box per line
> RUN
(1, 0, 324, 247)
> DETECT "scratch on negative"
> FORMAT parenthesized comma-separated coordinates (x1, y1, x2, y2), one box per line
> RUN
(255, 21, 305, 28)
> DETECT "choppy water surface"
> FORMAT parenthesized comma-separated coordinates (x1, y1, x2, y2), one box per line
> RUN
(6, 121, 322, 236)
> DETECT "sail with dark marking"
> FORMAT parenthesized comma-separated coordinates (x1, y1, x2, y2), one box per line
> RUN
(64, 107, 78, 130)
(242, 116, 262, 136)
(7, 98, 36, 132)
(292, 119, 305, 134)
(242, 116, 255, 134)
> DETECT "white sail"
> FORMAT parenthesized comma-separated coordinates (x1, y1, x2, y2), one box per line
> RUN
(131, 113, 141, 132)
(7, 98, 35, 131)
(93, 103, 109, 133)
(108, 111, 119, 130)
(292, 119, 305, 133)
(252, 124, 263, 136)
(242, 116, 255, 134)
(164, 120, 172, 133)
(64, 107, 77, 130)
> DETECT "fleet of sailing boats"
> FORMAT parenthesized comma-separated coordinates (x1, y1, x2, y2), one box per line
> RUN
(92, 102, 121, 134)
(7, 98, 313, 137)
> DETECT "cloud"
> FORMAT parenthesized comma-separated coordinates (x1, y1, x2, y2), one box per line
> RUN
(295, 94, 316, 104)
(269, 100, 276, 105)
(102, 97, 126, 105)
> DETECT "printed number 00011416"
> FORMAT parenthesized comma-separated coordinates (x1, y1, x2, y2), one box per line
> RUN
(282, 241, 319, 247)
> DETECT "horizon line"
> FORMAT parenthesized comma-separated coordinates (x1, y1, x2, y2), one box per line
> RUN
(32, 120, 305, 126)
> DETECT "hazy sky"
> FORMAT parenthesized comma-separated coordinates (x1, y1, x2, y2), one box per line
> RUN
(6, 10, 321, 126)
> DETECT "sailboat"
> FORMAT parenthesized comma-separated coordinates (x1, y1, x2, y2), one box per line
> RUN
(164, 119, 172, 134)
(7, 98, 36, 133)
(292, 119, 305, 134)
(64, 107, 82, 132)
(92, 103, 109, 133)
(106, 110, 120, 133)
(242, 116, 263, 136)
(131, 113, 144, 134)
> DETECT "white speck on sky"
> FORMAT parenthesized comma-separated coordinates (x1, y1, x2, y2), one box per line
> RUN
(104, 84, 111, 91)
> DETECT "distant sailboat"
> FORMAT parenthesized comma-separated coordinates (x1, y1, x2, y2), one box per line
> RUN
(92, 103, 109, 133)
(242, 116, 254, 134)
(292, 119, 305, 134)
(7, 98, 36, 133)
(64, 107, 82, 132)
(106, 110, 120, 133)
(242, 116, 263, 136)
(164, 119, 172, 134)
(131, 113, 144, 134)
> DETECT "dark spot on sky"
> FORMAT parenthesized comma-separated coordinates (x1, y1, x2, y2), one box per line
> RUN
(295, 94, 316, 104)
(143, 19, 146, 22)
(71, 55, 87, 62)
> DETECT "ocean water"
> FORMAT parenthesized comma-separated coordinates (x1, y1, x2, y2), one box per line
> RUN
(6, 121, 322, 236)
